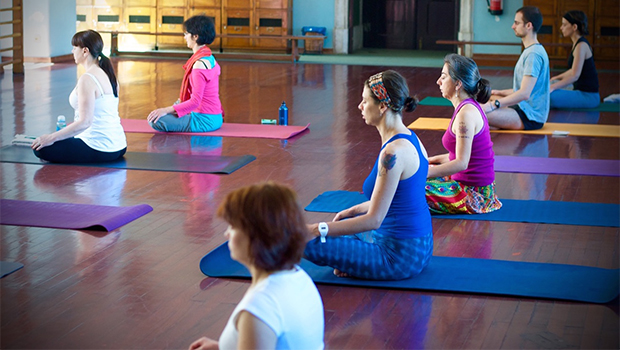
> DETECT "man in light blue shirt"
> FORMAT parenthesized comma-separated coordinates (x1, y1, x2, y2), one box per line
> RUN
(482, 6, 550, 130)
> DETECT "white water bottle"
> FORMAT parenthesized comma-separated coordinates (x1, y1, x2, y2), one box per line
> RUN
(56, 115, 66, 131)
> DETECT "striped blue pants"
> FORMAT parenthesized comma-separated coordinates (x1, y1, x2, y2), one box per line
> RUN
(304, 231, 433, 280)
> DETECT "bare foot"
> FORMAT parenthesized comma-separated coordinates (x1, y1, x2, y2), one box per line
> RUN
(333, 269, 350, 278)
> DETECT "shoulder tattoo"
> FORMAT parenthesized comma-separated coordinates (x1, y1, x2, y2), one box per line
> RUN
(379, 152, 397, 176)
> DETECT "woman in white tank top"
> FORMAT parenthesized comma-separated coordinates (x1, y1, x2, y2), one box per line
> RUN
(189, 182, 325, 350)
(31, 30, 126, 163)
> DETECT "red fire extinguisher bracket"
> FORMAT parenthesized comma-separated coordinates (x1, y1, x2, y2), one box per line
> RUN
(488, 0, 503, 16)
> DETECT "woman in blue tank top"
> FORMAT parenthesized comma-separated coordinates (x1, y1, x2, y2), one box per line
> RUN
(305, 70, 433, 280)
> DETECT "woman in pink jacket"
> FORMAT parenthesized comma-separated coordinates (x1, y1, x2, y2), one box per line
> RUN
(147, 15, 223, 132)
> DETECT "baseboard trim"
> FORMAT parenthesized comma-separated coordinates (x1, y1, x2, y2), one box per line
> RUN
(3, 54, 74, 64)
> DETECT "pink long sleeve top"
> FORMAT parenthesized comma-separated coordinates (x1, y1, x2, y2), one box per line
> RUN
(173, 61, 222, 118)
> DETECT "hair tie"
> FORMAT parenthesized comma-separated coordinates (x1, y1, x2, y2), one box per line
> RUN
(368, 73, 400, 111)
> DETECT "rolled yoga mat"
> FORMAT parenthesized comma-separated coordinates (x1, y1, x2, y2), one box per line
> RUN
(494, 156, 620, 177)
(0, 261, 24, 278)
(419, 96, 620, 112)
(408, 117, 620, 138)
(0, 199, 153, 231)
(120, 119, 310, 140)
(304, 191, 620, 227)
(200, 242, 620, 304)
(0, 145, 255, 175)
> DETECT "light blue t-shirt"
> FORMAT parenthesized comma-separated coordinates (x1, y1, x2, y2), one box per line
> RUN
(513, 43, 550, 124)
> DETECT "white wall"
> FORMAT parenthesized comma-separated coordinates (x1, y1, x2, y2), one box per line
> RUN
(23, 0, 75, 58)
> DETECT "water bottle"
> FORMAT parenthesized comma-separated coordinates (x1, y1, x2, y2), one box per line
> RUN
(278, 101, 288, 126)
(56, 115, 66, 131)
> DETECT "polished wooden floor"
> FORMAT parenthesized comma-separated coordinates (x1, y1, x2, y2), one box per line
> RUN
(1, 58, 619, 349)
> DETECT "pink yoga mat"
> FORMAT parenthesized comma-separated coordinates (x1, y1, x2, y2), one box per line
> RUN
(120, 119, 310, 139)
(494, 156, 620, 177)
(0, 199, 153, 232)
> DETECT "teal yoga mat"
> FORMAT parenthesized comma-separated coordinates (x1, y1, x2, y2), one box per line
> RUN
(419, 96, 452, 106)
(200, 242, 619, 303)
(0, 145, 255, 174)
(555, 103, 620, 113)
(420, 96, 620, 112)
(304, 191, 620, 227)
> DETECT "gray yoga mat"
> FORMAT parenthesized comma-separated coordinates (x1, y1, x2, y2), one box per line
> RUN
(0, 145, 255, 174)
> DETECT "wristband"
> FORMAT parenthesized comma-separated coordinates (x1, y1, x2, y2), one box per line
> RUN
(318, 222, 328, 243)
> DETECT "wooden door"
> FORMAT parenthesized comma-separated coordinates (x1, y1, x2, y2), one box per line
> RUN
(416, 0, 457, 50)
(157, 7, 186, 48)
(189, 7, 222, 49)
(222, 8, 252, 48)
(76, 6, 94, 32)
(593, 0, 620, 62)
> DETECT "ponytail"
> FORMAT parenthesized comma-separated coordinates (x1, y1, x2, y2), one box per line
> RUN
(98, 54, 118, 98)
(475, 78, 491, 104)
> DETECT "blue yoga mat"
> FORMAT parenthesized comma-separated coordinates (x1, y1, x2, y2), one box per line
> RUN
(0, 145, 255, 175)
(0, 261, 24, 278)
(304, 191, 620, 227)
(200, 243, 619, 304)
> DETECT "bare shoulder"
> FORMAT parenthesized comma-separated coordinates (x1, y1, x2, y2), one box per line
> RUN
(382, 138, 417, 163)
(192, 58, 212, 70)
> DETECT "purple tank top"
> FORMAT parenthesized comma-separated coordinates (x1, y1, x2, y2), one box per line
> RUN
(441, 98, 495, 186)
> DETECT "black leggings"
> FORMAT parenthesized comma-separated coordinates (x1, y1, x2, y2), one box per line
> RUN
(33, 138, 126, 163)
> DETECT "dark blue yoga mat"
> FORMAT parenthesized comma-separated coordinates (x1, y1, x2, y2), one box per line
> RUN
(0, 261, 24, 278)
(0, 145, 255, 174)
(200, 242, 619, 303)
(304, 191, 620, 227)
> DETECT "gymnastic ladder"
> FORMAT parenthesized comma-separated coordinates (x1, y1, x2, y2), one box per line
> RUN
(0, 0, 24, 74)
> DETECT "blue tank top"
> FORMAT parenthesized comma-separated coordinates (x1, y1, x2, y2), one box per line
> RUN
(362, 132, 432, 239)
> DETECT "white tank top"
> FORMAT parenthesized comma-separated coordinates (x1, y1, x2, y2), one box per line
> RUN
(70, 73, 127, 152)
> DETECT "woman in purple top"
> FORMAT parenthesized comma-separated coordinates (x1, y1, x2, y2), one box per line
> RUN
(425, 54, 502, 214)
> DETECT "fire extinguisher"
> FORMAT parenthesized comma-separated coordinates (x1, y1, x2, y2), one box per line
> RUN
(487, 0, 503, 15)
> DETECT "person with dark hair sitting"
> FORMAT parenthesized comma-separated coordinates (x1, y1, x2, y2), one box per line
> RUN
(189, 182, 324, 350)
(147, 15, 223, 133)
(482, 6, 550, 130)
(305, 70, 433, 281)
(550, 10, 600, 109)
(426, 54, 502, 214)
(31, 30, 127, 163)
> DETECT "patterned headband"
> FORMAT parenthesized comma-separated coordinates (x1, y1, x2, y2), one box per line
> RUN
(368, 73, 399, 111)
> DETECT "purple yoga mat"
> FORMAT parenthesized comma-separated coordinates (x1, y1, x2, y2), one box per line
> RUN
(0, 199, 153, 232)
(494, 156, 620, 177)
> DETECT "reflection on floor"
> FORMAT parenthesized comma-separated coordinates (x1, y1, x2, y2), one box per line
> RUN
(1, 58, 618, 350)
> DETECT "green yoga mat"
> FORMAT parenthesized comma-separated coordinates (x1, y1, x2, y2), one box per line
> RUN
(420, 96, 620, 112)
(200, 242, 620, 304)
